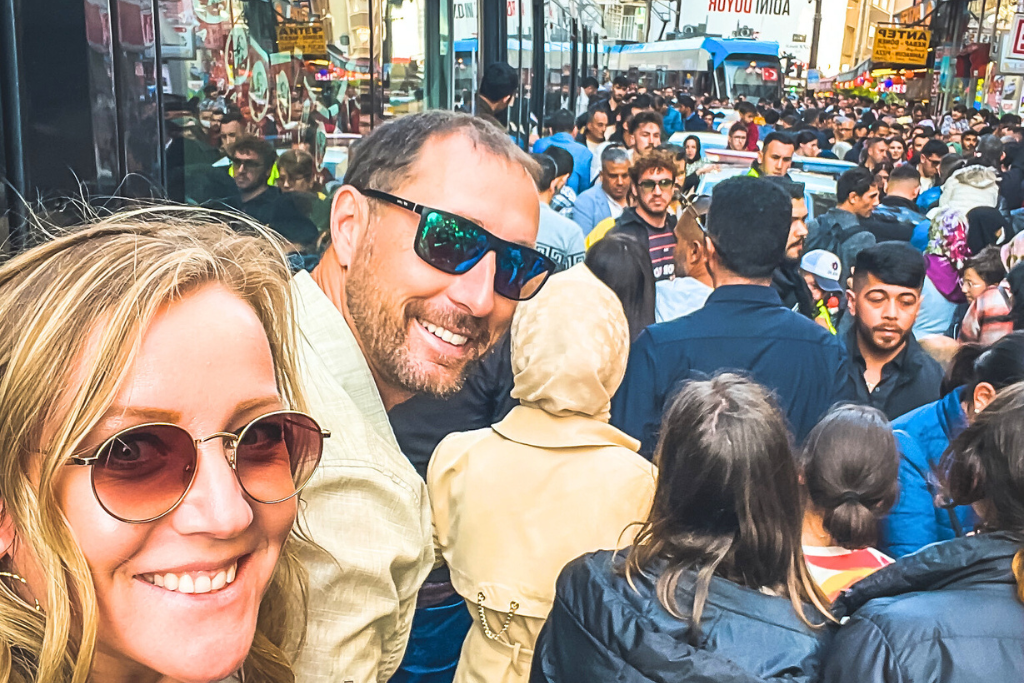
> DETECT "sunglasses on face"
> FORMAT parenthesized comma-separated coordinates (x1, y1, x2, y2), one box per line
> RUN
(231, 157, 265, 171)
(360, 188, 556, 301)
(638, 178, 675, 192)
(68, 411, 328, 524)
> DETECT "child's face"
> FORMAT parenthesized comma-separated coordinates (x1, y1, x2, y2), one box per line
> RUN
(961, 267, 988, 303)
(802, 270, 824, 303)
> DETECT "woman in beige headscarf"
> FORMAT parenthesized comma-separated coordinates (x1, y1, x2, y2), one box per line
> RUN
(427, 265, 657, 683)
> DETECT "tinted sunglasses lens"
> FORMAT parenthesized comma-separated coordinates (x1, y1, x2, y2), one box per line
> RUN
(235, 413, 323, 503)
(92, 424, 196, 522)
(494, 244, 555, 300)
(415, 210, 489, 274)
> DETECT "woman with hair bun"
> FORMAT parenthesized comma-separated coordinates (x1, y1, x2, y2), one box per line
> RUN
(799, 405, 899, 601)
(822, 383, 1024, 682)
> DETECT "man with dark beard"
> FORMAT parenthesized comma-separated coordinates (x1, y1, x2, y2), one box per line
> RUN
(841, 242, 942, 420)
(767, 177, 816, 320)
(289, 111, 551, 681)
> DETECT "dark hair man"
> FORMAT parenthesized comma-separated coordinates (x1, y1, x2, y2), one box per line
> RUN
(579, 75, 599, 113)
(842, 122, 872, 162)
(612, 175, 851, 456)
(607, 149, 678, 282)
(736, 101, 759, 150)
(220, 135, 318, 250)
(609, 76, 630, 114)
(805, 166, 879, 284)
(766, 177, 816, 320)
(842, 242, 942, 419)
(961, 129, 980, 157)
(796, 130, 821, 157)
(294, 111, 548, 680)
(219, 112, 246, 153)
(749, 132, 795, 177)
(860, 137, 891, 171)
(475, 62, 519, 123)
(918, 138, 948, 189)
(530, 153, 586, 272)
(573, 145, 630, 236)
(628, 110, 664, 157)
(532, 108, 594, 194)
(860, 163, 926, 242)
(678, 95, 707, 131)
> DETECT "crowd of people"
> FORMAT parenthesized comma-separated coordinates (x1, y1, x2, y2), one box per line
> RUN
(1, 78, 1024, 683)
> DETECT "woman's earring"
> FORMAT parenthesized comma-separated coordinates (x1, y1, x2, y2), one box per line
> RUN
(0, 571, 41, 612)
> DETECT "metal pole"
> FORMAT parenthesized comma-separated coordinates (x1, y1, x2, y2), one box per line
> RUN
(808, 0, 823, 70)
(977, 0, 987, 43)
(990, 0, 1002, 43)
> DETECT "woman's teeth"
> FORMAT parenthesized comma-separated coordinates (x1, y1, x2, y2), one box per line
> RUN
(141, 562, 237, 594)
(420, 319, 468, 346)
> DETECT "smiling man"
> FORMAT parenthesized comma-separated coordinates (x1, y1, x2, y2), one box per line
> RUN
(841, 242, 942, 420)
(289, 111, 548, 681)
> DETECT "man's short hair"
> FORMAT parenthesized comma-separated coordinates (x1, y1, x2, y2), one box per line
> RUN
(780, 114, 799, 128)
(921, 139, 949, 158)
(762, 131, 794, 150)
(854, 121, 870, 133)
(226, 134, 277, 171)
(277, 148, 315, 179)
(628, 110, 663, 134)
(964, 245, 1007, 286)
(344, 110, 537, 195)
(628, 148, 676, 185)
(763, 109, 780, 125)
(837, 167, 875, 204)
(762, 175, 805, 200)
(220, 111, 245, 127)
(705, 176, 791, 278)
(545, 108, 575, 134)
(736, 101, 756, 116)
(853, 242, 926, 291)
(581, 76, 599, 90)
(888, 162, 921, 185)
(601, 145, 630, 165)
(632, 94, 653, 110)
(962, 129, 980, 140)
(543, 145, 573, 179)
(678, 95, 696, 110)
(478, 62, 519, 101)
(530, 153, 558, 192)
(871, 120, 889, 133)
(613, 76, 631, 88)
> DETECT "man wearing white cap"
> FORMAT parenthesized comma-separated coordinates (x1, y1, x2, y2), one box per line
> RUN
(800, 249, 845, 334)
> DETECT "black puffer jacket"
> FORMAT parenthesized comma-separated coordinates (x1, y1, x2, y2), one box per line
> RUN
(530, 550, 832, 683)
(821, 532, 1024, 683)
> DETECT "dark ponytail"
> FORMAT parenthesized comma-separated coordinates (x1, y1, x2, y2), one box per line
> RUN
(1007, 263, 1024, 330)
(963, 332, 1024, 405)
(799, 405, 899, 549)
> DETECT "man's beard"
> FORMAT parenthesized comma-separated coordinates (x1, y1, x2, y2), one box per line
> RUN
(856, 316, 909, 354)
(345, 236, 496, 398)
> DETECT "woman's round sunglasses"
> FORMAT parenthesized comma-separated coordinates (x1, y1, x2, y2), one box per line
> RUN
(68, 411, 328, 524)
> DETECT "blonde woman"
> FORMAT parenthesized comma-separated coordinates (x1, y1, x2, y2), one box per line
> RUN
(0, 209, 324, 682)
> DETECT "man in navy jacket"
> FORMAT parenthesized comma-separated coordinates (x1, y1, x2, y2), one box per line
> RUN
(612, 176, 852, 457)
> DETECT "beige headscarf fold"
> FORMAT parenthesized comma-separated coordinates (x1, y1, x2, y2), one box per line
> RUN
(510, 264, 631, 421)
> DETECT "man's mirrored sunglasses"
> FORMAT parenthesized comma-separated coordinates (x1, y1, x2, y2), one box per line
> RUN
(360, 188, 557, 301)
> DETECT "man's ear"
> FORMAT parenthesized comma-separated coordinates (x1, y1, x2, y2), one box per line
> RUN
(845, 288, 857, 317)
(329, 186, 369, 268)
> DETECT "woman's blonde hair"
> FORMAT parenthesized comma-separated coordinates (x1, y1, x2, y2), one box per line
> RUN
(0, 207, 308, 683)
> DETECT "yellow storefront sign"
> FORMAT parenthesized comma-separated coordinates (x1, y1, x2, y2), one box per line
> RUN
(277, 23, 328, 56)
(872, 27, 931, 66)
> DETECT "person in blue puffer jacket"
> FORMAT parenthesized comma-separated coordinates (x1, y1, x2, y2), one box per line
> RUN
(881, 332, 1024, 557)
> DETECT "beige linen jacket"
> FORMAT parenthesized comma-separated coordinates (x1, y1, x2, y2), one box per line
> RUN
(427, 266, 657, 683)
(289, 271, 434, 682)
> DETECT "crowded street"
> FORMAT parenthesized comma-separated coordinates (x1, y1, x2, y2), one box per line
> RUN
(0, 0, 1023, 681)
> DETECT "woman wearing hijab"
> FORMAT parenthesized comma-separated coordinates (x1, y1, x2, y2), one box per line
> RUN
(427, 265, 657, 683)
(678, 134, 715, 193)
(913, 209, 969, 339)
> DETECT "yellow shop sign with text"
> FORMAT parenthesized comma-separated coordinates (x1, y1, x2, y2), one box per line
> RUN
(872, 27, 931, 66)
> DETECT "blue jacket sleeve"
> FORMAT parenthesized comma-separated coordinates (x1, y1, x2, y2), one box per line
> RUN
(611, 330, 663, 459)
(879, 430, 942, 558)
(573, 193, 598, 236)
(820, 615, 904, 683)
